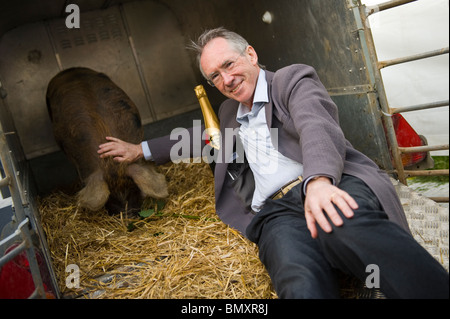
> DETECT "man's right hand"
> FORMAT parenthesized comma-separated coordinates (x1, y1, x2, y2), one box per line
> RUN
(98, 136, 143, 163)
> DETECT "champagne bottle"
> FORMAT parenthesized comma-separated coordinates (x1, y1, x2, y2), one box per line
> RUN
(194, 85, 221, 150)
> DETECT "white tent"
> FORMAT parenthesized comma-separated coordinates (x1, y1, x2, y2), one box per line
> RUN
(361, 0, 449, 156)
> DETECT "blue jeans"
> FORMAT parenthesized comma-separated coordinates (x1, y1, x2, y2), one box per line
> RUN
(246, 174, 449, 298)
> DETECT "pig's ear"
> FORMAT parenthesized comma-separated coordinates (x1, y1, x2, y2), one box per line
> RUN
(127, 163, 169, 199)
(77, 170, 110, 211)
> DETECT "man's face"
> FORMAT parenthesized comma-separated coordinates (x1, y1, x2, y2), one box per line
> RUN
(200, 37, 260, 108)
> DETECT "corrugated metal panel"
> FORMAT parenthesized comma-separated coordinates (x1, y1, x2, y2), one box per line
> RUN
(0, 2, 198, 160)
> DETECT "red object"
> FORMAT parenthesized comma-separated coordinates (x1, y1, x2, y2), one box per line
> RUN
(205, 133, 211, 146)
(0, 243, 55, 299)
(391, 113, 427, 167)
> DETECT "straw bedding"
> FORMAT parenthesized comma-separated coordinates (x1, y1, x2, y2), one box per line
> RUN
(40, 159, 447, 299)
(39, 159, 277, 299)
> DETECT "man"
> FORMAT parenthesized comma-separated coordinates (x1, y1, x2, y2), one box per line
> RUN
(98, 28, 449, 298)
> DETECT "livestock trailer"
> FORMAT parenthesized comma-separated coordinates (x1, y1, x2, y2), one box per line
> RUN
(0, 0, 448, 299)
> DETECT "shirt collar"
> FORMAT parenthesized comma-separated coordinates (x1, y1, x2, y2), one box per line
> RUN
(236, 69, 268, 121)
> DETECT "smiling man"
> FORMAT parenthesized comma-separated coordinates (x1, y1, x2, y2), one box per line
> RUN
(200, 37, 260, 107)
(98, 27, 449, 299)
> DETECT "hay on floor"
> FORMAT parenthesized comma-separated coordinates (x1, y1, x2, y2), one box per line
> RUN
(39, 160, 276, 299)
(40, 160, 447, 299)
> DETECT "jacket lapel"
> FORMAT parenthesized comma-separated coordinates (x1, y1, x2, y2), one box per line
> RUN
(214, 100, 240, 202)
(264, 71, 275, 130)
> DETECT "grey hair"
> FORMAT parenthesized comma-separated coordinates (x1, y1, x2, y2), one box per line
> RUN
(189, 27, 264, 78)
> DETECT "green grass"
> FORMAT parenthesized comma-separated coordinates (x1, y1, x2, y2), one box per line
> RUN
(407, 156, 449, 185)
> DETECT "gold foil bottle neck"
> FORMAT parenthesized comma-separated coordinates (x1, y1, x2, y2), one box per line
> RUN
(195, 85, 221, 150)
(194, 85, 207, 99)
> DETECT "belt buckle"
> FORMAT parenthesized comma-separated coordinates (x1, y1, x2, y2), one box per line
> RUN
(270, 176, 303, 200)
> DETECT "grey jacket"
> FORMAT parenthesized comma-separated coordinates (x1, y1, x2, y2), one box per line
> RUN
(148, 64, 410, 235)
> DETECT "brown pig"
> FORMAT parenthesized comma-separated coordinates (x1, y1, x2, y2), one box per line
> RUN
(46, 67, 168, 214)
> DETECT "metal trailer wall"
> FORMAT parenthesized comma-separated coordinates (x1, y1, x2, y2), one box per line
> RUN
(0, 0, 392, 196)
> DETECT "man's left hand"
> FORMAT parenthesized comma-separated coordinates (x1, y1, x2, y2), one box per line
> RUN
(304, 176, 358, 239)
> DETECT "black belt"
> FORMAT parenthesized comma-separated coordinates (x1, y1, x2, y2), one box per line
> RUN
(270, 176, 303, 200)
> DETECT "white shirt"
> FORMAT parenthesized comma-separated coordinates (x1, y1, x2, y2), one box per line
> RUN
(236, 70, 304, 211)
